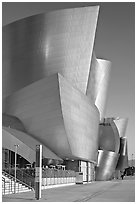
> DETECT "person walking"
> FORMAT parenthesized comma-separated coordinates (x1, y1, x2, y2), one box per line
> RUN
(121, 174, 124, 180)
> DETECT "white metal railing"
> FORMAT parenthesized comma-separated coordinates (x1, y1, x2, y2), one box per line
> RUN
(2, 176, 15, 195)
(2, 172, 33, 195)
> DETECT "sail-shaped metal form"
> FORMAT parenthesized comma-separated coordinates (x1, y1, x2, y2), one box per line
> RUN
(4, 74, 100, 163)
(96, 118, 119, 180)
(96, 117, 128, 180)
(86, 53, 111, 119)
(98, 118, 120, 153)
(116, 137, 128, 170)
(3, 6, 99, 103)
(95, 150, 119, 181)
(3, 5, 129, 180)
(113, 118, 128, 138)
(113, 118, 128, 170)
(3, 6, 100, 165)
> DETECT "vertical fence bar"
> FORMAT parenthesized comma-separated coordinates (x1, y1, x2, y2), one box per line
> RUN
(4, 180, 5, 195)
(14, 144, 19, 194)
(11, 179, 12, 193)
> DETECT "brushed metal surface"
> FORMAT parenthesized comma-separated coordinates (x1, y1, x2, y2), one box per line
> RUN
(95, 150, 119, 181)
(4, 73, 100, 162)
(86, 53, 111, 119)
(113, 117, 128, 138)
(3, 6, 99, 103)
(97, 117, 128, 174)
(2, 127, 62, 163)
(98, 118, 120, 153)
(118, 137, 128, 156)
(116, 137, 128, 170)
(59, 74, 100, 162)
(113, 118, 128, 170)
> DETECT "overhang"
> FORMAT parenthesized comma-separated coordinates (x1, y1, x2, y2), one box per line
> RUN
(2, 126, 62, 163)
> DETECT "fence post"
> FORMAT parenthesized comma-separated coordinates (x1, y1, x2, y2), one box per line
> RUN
(14, 144, 19, 194)
(35, 145, 42, 200)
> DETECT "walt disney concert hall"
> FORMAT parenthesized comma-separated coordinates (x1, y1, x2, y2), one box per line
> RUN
(2, 6, 128, 185)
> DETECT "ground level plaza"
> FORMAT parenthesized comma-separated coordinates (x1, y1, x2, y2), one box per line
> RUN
(2, 176, 135, 202)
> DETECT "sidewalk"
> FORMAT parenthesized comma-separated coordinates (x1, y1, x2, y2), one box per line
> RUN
(2, 176, 135, 202)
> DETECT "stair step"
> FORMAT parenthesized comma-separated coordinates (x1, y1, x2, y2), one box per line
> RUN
(2, 188, 31, 195)
(2, 172, 34, 195)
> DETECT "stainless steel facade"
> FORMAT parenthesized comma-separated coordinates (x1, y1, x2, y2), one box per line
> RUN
(113, 118, 128, 138)
(3, 6, 99, 103)
(2, 6, 129, 180)
(95, 150, 119, 181)
(113, 118, 129, 170)
(96, 117, 129, 180)
(4, 73, 100, 162)
(98, 118, 120, 153)
(86, 53, 111, 120)
(116, 137, 128, 170)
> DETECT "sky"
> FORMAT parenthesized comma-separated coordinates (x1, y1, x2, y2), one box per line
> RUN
(2, 2, 135, 160)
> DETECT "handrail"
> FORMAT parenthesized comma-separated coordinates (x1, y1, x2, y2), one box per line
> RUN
(2, 170, 34, 190)
(3, 161, 35, 187)
(2, 176, 5, 182)
(2, 177, 6, 195)
(2, 173, 26, 195)
(3, 161, 76, 191)
(2, 175, 14, 195)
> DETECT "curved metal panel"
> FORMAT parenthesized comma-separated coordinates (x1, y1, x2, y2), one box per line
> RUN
(113, 117, 128, 138)
(59, 74, 100, 162)
(95, 150, 119, 181)
(5, 74, 72, 159)
(86, 54, 111, 119)
(4, 73, 99, 162)
(118, 137, 128, 156)
(112, 118, 128, 170)
(2, 127, 62, 163)
(116, 137, 128, 170)
(98, 118, 120, 153)
(3, 6, 99, 102)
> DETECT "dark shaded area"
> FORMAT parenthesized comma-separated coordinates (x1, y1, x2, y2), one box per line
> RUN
(2, 114, 26, 132)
